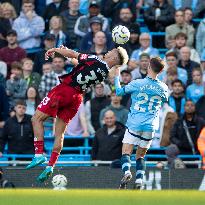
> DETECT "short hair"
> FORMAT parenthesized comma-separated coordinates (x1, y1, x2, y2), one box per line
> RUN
(139, 53, 150, 59)
(15, 100, 26, 107)
(165, 51, 178, 59)
(121, 70, 131, 75)
(192, 67, 202, 75)
(117, 47, 129, 65)
(184, 7, 192, 12)
(175, 32, 187, 40)
(171, 79, 183, 86)
(149, 57, 165, 73)
(175, 9, 184, 15)
(11, 61, 22, 70)
(21, 57, 33, 64)
(22, 0, 34, 4)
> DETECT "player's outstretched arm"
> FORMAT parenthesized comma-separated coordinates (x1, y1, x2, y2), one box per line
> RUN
(114, 67, 126, 96)
(45, 46, 80, 61)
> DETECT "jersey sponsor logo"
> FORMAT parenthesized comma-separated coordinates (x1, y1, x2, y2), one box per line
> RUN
(80, 54, 88, 60)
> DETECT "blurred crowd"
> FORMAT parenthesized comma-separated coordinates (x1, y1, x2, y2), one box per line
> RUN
(0, 0, 205, 169)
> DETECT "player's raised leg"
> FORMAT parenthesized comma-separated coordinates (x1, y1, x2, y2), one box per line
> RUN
(26, 110, 49, 169)
(37, 117, 67, 182)
(119, 143, 134, 189)
(134, 146, 148, 189)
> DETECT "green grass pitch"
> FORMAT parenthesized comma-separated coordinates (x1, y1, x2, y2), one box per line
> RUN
(0, 189, 204, 205)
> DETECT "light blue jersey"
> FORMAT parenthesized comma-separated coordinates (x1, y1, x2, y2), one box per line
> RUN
(115, 76, 169, 132)
(186, 83, 204, 103)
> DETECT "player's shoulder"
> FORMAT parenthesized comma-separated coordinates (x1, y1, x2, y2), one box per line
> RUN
(157, 79, 168, 90)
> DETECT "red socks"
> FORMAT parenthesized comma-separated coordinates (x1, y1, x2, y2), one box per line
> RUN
(48, 151, 60, 167)
(34, 140, 44, 154)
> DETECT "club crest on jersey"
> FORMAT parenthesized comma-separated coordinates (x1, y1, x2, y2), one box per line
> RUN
(80, 54, 88, 60)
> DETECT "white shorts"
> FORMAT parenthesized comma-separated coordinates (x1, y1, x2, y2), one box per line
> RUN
(122, 129, 154, 149)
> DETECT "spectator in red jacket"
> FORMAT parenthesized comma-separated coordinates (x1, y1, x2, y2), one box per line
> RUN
(0, 29, 26, 75)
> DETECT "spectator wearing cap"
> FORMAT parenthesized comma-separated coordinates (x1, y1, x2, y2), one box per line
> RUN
(128, 33, 159, 70)
(74, 0, 109, 42)
(60, 0, 81, 49)
(0, 29, 26, 74)
(144, 0, 175, 48)
(165, 9, 195, 48)
(196, 17, 205, 56)
(80, 16, 114, 52)
(131, 53, 150, 80)
(168, 32, 200, 63)
(43, 0, 68, 30)
(178, 46, 200, 85)
(0, 100, 34, 156)
(33, 33, 56, 74)
(158, 51, 188, 86)
(122, 23, 140, 57)
(48, 15, 69, 48)
(101, 0, 136, 27)
(6, 62, 27, 110)
(12, 0, 45, 49)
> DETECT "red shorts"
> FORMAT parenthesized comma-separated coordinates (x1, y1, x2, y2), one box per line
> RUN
(37, 83, 83, 124)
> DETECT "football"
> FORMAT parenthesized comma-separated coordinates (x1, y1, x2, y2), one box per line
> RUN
(112, 25, 130, 44)
(52, 174, 68, 188)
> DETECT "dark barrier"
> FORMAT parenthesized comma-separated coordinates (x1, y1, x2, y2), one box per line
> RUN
(2, 167, 205, 190)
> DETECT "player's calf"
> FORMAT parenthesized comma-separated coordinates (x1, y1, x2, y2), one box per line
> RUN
(119, 154, 132, 189)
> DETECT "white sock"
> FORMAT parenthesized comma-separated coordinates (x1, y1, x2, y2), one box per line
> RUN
(125, 170, 131, 175)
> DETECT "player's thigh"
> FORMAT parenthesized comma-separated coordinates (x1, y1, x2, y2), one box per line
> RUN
(122, 143, 134, 155)
(54, 117, 67, 136)
(136, 146, 148, 159)
(32, 109, 50, 122)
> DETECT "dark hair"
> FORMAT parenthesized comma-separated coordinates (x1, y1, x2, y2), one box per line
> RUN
(149, 57, 165, 73)
(11, 61, 22, 70)
(184, 7, 192, 12)
(175, 9, 184, 14)
(15, 100, 27, 107)
(121, 70, 131, 75)
(171, 79, 183, 86)
(165, 51, 178, 59)
(139, 53, 150, 59)
(175, 32, 187, 40)
(26, 86, 41, 109)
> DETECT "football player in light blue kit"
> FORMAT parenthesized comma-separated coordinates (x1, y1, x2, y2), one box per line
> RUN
(115, 57, 169, 189)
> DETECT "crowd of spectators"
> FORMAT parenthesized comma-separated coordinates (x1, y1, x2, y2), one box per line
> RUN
(0, 0, 205, 169)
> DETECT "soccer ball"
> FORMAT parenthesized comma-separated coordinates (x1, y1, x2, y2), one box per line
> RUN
(52, 174, 67, 188)
(53, 187, 67, 191)
(112, 25, 130, 44)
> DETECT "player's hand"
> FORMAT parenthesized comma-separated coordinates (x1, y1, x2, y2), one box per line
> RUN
(82, 131, 89, 138)
(114, 66, 121, 77)
(0, 121, 5, 128)
(59, 45, 68, 50)
(45, 48, 56, 60)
